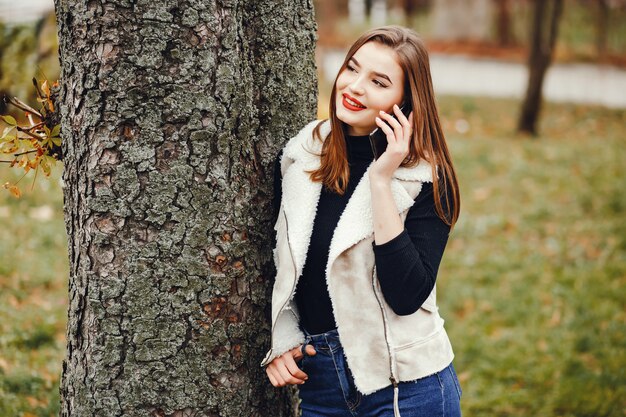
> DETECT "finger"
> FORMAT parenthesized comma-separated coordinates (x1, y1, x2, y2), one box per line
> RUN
(284, 352, 308, 381)
(290, 345, 304, 362)
(375, 117, 396, 144)
(305, 345, 317, 356)
(276, 359, 305, 385)
(393, 104, 410, 127)
(266, 367, 280, 387)
(270, 364, 287, 387)
(393, 105, 412, 144)
(379, 109, 403, 140)
(386, 104, 404, 140)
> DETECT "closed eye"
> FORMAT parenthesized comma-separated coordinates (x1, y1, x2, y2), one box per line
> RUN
(373, 80, 386, 87)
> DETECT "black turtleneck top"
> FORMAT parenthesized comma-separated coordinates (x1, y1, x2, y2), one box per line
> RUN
(272, 133, 453, 335)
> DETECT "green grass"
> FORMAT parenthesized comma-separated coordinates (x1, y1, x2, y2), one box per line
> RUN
(1, 96, 625, 416)
(436, 96, 626, 416)
(0, 164, 66, 417)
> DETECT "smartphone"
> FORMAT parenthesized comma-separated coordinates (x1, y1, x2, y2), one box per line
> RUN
(369, 104, 412, 160)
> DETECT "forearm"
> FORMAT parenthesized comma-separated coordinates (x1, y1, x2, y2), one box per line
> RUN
(369, 175, 403, 245)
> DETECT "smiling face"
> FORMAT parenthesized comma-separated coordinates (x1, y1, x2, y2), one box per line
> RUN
(334, 41, 405, 136)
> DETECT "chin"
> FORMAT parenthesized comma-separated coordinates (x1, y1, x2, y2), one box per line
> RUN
(337, 110, 370, 130)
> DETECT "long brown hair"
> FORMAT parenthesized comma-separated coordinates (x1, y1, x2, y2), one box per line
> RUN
(309, 25, 460, 229)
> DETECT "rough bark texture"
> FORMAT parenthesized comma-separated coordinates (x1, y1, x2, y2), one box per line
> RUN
(54, 0, 317, 415)
(517, 0, 563, 136)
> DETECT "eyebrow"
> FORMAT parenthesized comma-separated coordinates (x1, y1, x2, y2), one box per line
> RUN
(349, 57, 393, 85)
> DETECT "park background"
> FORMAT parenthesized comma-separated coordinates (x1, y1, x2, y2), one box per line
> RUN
(0, 0, 624, 415)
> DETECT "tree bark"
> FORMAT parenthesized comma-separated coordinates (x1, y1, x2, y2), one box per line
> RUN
(517, 0, 563, 136)
(54, 0, 317, 415)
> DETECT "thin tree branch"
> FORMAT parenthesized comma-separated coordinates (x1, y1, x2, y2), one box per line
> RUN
(14, 149, 38, 157)
(4, 96, 43, 118)
(15, 126, 45, 141)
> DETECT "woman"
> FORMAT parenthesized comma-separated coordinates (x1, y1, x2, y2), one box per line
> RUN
(261, 25, 462, 417)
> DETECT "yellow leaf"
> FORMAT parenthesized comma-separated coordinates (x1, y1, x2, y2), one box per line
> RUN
(41, 159, 51, 176)
(3, 144, 18, 153)
(51, 124, 61, 137)
(42, 79, 50, 96)
(1, 115, 17, 126)
(45, 155, 57, 166)
(8, 185, 21, 198)
(1, 126, 13, 138)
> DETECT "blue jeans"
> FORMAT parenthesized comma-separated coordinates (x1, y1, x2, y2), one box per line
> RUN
(297, 328, 462, 417)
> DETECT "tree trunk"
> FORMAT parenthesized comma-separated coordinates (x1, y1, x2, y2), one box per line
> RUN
(596, 0, 608, 59)
(494, 0, 513, 46)
(517, 0, 563, 136)
(400, 0, 431, 18)
(314, 0, 339, 46)
(54, 0, 317, 415)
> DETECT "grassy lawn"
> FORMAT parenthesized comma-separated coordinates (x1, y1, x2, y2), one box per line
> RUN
(437, 96, 626, 416)
(1, 96, 624, 416)
(0, 164, 66, 416)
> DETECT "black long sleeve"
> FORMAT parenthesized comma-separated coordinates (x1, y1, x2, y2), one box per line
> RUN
(372, 180, 453, 316)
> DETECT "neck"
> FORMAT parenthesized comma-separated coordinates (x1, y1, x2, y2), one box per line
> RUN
(345, 132, 374, 163)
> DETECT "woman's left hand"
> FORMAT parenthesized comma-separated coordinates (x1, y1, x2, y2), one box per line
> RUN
(370, 104, 414, 181)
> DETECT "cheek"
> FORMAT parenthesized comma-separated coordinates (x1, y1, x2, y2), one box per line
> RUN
(373, 92, 403, 111)
(335, 69, 353, 90)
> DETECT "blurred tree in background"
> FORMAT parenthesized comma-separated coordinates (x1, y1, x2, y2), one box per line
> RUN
(518, 0, 564, 135)
(0, 12, 59, 114)
(312, 0, 626, 63)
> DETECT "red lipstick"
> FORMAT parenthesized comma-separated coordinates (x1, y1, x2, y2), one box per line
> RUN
(342, 93, 366, 111)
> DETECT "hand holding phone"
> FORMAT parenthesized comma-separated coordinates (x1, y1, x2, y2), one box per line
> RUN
(369, 103, 412, 160)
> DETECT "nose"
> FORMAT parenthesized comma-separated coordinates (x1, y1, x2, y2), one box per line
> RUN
(347, 75, 365, 95)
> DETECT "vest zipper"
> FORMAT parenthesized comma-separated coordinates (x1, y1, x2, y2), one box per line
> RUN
(371, 267, 402, 417)
(264, 209, 299, 363)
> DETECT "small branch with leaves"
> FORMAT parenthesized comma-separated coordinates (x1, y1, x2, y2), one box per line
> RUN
(1, 77, 62, 198)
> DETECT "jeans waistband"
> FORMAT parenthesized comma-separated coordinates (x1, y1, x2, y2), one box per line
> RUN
(301, 327, 341, 349)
